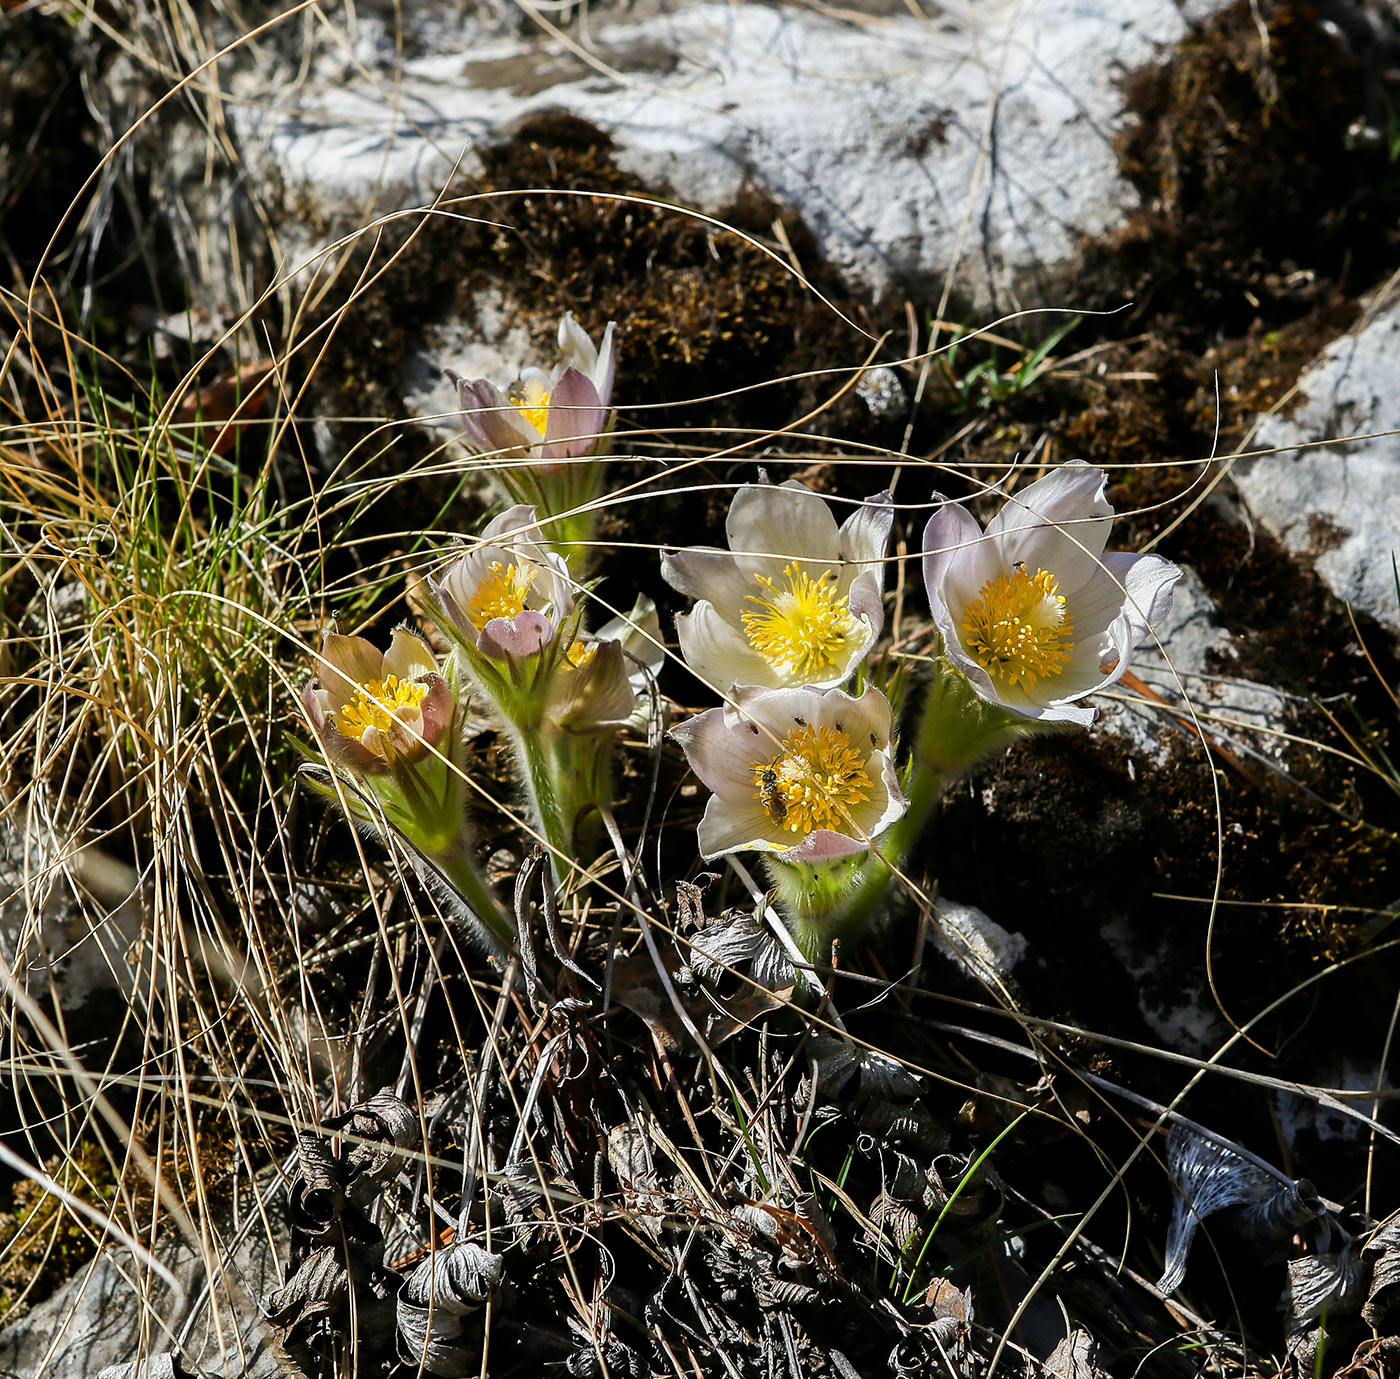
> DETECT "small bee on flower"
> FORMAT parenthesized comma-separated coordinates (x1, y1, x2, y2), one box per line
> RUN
(670, 684, 907, 864)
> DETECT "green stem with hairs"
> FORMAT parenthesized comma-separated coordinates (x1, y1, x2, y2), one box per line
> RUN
(428, 835, 516, 956)
(789, 661, 1054, 957)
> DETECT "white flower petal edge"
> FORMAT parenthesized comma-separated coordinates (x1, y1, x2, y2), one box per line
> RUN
(670, 684, 906, 862)
(660, 482, 894, 692)
(922, 462, 1181, 725)
(433, 504, 576, 655)
(449, 312, 616, 463)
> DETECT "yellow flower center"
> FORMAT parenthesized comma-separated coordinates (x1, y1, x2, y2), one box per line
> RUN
(566, 639, 597, 669)
(961, 564, 1074, 691)
(751, 722, 873, 836)
(335, 675, 429, 748)
(465, 560, 537, 631)
(740, 562, 858, 680)
(512, 388, 550, 435)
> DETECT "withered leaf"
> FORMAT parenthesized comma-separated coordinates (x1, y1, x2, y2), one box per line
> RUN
(1361, 1211, 1400, 1327)
(1157, 1123, 1322, 1295)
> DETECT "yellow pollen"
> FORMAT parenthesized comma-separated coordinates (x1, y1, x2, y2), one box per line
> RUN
(566, 640, 597, 670)
(465, 560, 537, 631)
(740, 562, 857, 680)
(335, 675, 429, 749)
(751, 722, 873, 836)
(961, 565, 1074, 691)
(514, 389, 550, 435)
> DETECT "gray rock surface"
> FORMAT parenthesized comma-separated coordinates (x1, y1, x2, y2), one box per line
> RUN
(1238, 296, 1400, 635)
(1098, 565, 1294, 768)
(0, 817, 144, 1017)
(930, 898, 1027, 985)
(233, 0, 1231, 312)
(0, 1180, 285, 1379)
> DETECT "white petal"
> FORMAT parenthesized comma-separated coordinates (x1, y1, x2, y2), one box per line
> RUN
(812, 685, 893, 752)
(726, 482, 841, 567)
(838, 490, 894, 565)
(986, 464, 1113, 593)
(1102, 551, 1180, 642)
(557, 312, 597, 373)
(478, 504, 544, 547)
(593, 321, 616, 404)
(676, 604, 779, 694)
(844, 569, 886, 641)
(382, 629, 437, 682)
(697, 795, 784, 859)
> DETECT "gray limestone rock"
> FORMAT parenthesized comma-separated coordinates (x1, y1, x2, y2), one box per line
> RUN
(0, 1179, 286, 1379)
(232, 0, 1234, 314)
(1098, 565, 1294, 769)
(1238, 295, 1400, 635)
(0, 817, 145, 1018)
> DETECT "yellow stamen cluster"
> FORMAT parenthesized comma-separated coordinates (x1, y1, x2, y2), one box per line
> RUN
(961, 565, 1074, 691)
(335, 675, 429, 748)
(740, 562, 857, 680)
(514, 389, 550, 435)
(751, 722, 872, 836)
(465, 560, 537, 631)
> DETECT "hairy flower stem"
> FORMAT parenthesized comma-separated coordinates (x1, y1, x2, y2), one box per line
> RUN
(498, 459, 602, 578)
(790, 659, 1054, 958)
(512, 723, 615, 880)
(427, 837, 516, 957)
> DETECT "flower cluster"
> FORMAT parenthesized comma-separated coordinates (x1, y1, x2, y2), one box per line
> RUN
(299, 314, 661, 955)
(296, 301, 1180, 970)
(661, 481, 905, 887)
(663, 462, 1178, 958)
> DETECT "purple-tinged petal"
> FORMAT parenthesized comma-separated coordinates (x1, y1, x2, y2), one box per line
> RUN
(414, 674, 454, 751)
(302, 682, 381, 772)
(446, 371, 494, 449)
(838, 490, 894, 567)
(921, 501, 984, 627)
(781, 829, 867, 864)
(660, 546, 755, 609)
(477, 610, 555, 661)
(670, 704, 772, 796)
(541, 367, 604, 460)
(459, 378, 537, 456)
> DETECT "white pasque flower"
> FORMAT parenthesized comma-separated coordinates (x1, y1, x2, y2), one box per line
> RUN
(431, 504, 576, 661)
(922, 462, 1180, 726)
(670, 685, 906, 863)
(661, 481, 894, 691)
(448, 312, 616, 464)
